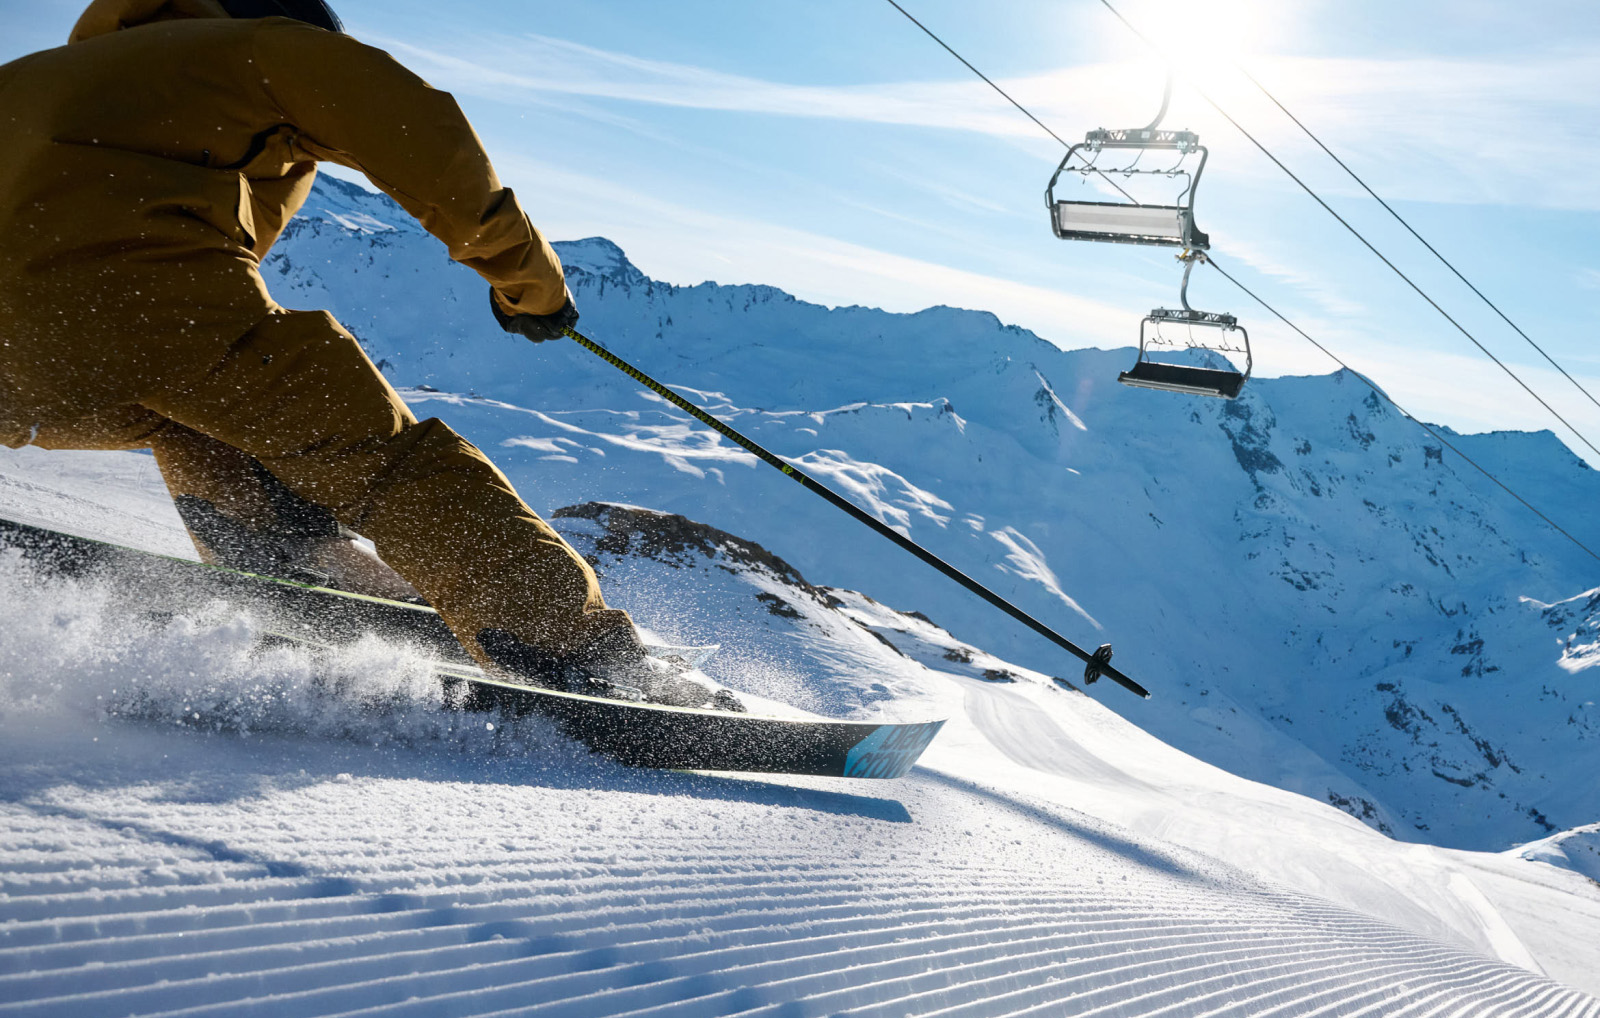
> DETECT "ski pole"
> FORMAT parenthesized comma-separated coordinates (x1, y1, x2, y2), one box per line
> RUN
(563, 326, 1151, 700)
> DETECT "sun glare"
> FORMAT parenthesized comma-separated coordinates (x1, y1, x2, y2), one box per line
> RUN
(1139, 0, 1286, 63)
(1086, 0, 1308, 131)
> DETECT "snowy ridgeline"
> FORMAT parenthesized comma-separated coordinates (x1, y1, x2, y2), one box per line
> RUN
(3, 454, 1600, 1011)
(259, 176, 1600, 852)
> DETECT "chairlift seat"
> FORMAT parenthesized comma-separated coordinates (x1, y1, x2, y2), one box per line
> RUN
(1118, 361, 1246, 399)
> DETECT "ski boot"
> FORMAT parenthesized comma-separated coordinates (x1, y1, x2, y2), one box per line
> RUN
(477, 627, 747, 712)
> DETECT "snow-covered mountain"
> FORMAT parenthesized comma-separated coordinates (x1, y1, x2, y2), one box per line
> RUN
(266, 176, 1600, 851)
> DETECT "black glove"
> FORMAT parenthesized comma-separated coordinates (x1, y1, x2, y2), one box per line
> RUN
(490, 288, 579, 343)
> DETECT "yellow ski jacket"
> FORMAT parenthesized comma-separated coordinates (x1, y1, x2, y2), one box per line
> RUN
(0, 0, 566, 440)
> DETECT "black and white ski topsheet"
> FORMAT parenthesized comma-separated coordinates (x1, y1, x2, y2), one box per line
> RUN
(0, 516, 943, 778)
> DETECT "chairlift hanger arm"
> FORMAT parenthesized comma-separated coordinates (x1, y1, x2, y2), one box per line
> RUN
(1142, 75, 1173, 132)
(1093, 73, 1195, 149)
(1177, 249, 1200, 312)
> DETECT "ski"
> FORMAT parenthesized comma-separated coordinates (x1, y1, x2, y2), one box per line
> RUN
(0, 516, 944, 778)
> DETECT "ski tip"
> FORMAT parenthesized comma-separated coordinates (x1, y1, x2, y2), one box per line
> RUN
(842, 718, 945, 779)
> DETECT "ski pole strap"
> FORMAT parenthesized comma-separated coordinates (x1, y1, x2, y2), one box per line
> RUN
(563, 327, 1152, 700)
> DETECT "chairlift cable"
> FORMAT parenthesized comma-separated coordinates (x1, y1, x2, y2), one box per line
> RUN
(880, 0, 1141, 205)
(1204, 255, 1600, 564)
(1090, 0, 1600, 463)
(875, 0, 1600, 565)
(1235, 65, 1600, 416)
(882, 0, 1069, 147)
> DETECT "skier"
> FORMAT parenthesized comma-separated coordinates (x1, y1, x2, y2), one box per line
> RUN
(0, 0, 737, 709)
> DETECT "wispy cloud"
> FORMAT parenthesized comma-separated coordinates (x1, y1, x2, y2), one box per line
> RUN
(1202, 234, 1369, 319)
(1204, 50, 1600, 209)
(378, 32, 1062, 142)
(380, 31, 1600, 212)
(869, 162, 1015, 217)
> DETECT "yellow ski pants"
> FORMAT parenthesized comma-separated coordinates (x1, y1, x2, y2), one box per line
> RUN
(20, 308, 633, 665)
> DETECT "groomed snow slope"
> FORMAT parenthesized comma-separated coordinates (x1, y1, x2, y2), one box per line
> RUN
(2, 446, 1598, 1015)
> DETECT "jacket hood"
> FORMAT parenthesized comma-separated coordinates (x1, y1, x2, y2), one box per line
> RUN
(69, 0, 232, 44)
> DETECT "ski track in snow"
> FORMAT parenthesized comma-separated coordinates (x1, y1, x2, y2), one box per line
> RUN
(1, 759, 1594, 1018)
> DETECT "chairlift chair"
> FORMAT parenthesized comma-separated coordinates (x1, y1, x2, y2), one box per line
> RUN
(1119, 252, 1251, 399)
(1045, 81, 1210, 249)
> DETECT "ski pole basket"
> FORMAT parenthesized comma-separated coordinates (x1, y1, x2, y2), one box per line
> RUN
(1119, 252, 1251, 400)
(1046, 127, 1210, 249)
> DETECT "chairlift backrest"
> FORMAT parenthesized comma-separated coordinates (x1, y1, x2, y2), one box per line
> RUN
(1052, 202, 1201, 248)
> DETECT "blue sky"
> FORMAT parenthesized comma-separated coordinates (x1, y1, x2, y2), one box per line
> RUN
(5, 0, 1600, 457)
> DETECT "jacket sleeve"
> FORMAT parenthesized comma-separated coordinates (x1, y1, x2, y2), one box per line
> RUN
(249, 21, 567, 316)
